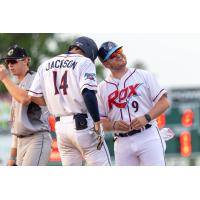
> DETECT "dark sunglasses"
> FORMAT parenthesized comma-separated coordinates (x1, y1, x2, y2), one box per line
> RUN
(5, 59, 24, 65)
(108, 48, 123, 60)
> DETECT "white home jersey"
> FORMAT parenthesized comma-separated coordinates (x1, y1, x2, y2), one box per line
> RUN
(28, 53, 97, 117)
(97, 68, 167, 126)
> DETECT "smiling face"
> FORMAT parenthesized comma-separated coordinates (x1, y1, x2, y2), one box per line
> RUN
(103, 48, 127, 72)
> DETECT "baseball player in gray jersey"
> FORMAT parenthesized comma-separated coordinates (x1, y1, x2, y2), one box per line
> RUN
(0, 45, 52, 166)
(0, 37, 111, 166)
(97, 41, 170, 166)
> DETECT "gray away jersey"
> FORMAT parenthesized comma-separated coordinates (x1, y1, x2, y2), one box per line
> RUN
(10, 71, 50, 136)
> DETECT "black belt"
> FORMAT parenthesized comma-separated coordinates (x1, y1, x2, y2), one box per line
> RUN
(114, 124, 152, 137)
(16, 133, 35, 138)
(55, 113, 88, 122)
(55, 116, 60, 122)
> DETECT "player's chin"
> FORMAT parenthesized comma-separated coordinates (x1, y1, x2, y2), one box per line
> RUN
(9, 69, 16, 74)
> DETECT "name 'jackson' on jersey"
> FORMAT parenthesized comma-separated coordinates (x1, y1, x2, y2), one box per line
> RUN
(45, 59, 78, 71)
(28, 53, 97, 117)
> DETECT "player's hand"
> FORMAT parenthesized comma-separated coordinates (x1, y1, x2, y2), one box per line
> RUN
(7, 159, 17, 166)
(94, 121, 104, 150)
(94, 121, 101, 133)
(113, 120, 130, 132)
(0, 64, 8, 81)
(130, 116, 148, 130)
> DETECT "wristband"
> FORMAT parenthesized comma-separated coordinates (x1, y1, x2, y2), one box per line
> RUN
(9, 156, 16, 161)
(144, 114, 152, 123)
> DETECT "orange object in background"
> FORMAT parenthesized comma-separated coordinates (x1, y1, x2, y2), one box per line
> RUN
(180, 131, 192, 157)
(182, 109, 194, 127)
(48, 116, 61, 164)
(48, 115, 56, 132)
(49, 138, 61, 162)
(157, 113, 166, 128)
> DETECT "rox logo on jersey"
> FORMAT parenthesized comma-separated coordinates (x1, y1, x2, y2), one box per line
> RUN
(108, 83, 143, 109)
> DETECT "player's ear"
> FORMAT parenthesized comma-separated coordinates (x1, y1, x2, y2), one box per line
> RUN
(22, 57, 28, 64)
(102, 60, 111, 69)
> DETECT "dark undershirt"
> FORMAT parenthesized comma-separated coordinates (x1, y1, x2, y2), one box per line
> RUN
(82, 88, 100, 122)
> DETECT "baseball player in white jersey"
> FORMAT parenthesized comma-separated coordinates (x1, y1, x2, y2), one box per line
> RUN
(0, 37, 111, 166)
(97, 41, 170, 166)
(0, 45, 52, 166)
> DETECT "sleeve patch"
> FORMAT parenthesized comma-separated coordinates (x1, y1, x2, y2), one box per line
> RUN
(84, 73, 96, 81)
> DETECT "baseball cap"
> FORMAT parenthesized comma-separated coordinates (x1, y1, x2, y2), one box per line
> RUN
(1, 44, 28, 60)
(98, 41, 122, 62)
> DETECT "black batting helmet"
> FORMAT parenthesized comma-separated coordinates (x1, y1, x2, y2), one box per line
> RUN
(98, 41, 122, 62)
(68, 36, 98, 62)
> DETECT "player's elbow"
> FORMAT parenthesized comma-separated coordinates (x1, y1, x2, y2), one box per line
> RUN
(163, 98, 170, 112)
(167, 99, 171, 109)
(160, 94, 170, 111)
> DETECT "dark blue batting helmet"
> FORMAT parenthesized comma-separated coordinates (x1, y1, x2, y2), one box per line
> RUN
(68, 36, 98, 62)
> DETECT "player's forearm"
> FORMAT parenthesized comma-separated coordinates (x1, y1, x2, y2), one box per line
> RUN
(82, 89, 100, 122)
(1, 77, 31, 105)
(148, 94, 170, 120)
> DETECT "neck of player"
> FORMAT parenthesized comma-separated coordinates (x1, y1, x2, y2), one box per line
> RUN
(110, 66, 128, 80)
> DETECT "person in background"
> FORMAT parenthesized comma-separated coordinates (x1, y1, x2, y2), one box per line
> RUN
(0, 45, 52, 166)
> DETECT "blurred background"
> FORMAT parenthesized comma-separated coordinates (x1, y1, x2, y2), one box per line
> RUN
(1, 33, 200, 166)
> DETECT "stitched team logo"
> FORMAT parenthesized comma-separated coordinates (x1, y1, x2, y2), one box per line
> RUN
(107, 42, 114, 50)
(84, 73, 96, 81)
(8, 49, 14, 56)
(108, 83, 143, 109)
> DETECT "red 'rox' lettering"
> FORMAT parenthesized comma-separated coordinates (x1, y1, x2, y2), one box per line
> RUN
(108, 83, 141, 109)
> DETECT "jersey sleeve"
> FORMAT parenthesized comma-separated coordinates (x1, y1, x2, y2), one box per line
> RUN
(28, 68, 43, 97)
(146, 71, 167, 105)
(79, 59, 97, 93)
(97, 84, 108, 119)
(24, 74, 35, 90)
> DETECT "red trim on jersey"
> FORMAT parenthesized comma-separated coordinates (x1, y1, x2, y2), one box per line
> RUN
(123, 69, 136, 123)
(123, 69, 136, 88)
(81, 84, 97, 88)
(27, 90, 43, 95)
(127, 106, 132, 124)
(120, 109, 123, 120)
(153, 89, 165, 102)
(81, 84, 97, 92)
(104, 80, 118, 88)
